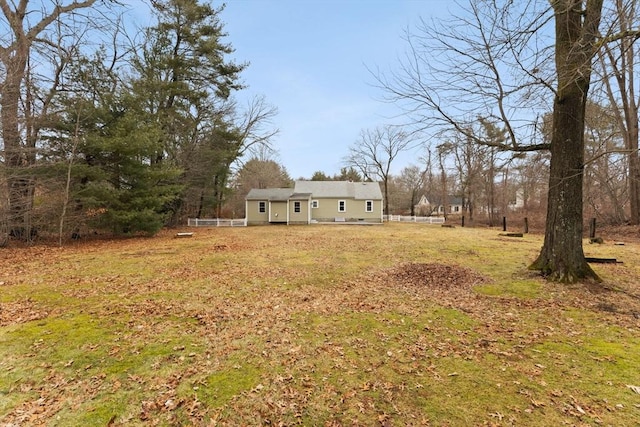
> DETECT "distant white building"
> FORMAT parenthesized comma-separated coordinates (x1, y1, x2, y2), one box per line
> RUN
(414, 194, 464, 216)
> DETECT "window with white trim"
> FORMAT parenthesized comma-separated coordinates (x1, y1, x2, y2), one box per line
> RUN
(294, 201, 301, 213)
(338, 200, 346, 212)
(365, 200, 373, 212)
(311, 200, 319, 208)
(259, 201, 266, 213)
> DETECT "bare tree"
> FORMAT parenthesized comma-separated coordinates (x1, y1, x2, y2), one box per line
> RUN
(594, 0, 640, 224)
(344, 125, 414, 215)
(235, 95, 279, 160)
(58, 104, 83, 246)
(447, 120, 508, 224)
(209, 96, 279, 219)
(512, 151, 551, 218)
(0, 0, 100, 242)
(226, 158, 292, 217)
(529, 0, 604, 282)
(397, 165, 427, 216)
(449, 132, 482, 221)
(582, 102, 628, 223)
(423, 148, 436, 196)
(436, 142, 453, 220)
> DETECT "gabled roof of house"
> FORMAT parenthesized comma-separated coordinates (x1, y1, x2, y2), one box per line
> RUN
(245, 181, 383, 201)
(245, 188, 294, 201)
(416, 194, 464, 206)
(290, 192, 312, 200)
(294, 181, 382, 200)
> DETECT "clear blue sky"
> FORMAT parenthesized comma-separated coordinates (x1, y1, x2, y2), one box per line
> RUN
(219, 0, 453, 179)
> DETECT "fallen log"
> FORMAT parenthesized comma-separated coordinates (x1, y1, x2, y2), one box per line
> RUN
(585, 257, 620, 264)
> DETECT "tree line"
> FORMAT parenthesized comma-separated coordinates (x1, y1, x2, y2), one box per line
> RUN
(337, 101, 625, 227)
(0, 0, 277, 245)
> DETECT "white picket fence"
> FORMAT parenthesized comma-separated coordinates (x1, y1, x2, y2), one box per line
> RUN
(187, 218, 247, 227)
(384, 215, 446, 224)
(188, 216, 443, 227)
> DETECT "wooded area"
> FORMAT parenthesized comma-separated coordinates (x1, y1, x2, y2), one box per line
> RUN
(0, 0, 277, 244)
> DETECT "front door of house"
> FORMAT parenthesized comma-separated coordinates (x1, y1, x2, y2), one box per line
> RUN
(269, 201, 287, 223)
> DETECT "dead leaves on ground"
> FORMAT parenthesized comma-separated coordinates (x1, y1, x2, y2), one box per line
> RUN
(2, 231, 640, 426)
(381, 262, 489, 291)
(0, 298, 48, 327)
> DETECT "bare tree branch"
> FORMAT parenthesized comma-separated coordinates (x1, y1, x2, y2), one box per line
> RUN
(371, 0, 555, 154)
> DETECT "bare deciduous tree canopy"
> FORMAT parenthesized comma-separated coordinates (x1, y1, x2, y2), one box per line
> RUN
(344, 125, 414, 215)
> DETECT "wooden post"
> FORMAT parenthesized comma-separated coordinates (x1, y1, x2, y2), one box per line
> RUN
(589, 218, 596, 239)
(524, 217, 529, 234)
(502, 216, 507, 232)
(461, 216, 465, 227)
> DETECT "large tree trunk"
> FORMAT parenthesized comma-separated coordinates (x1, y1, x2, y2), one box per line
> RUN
(616, 0, 640, 225)
(439, 153, 448, 220)
(628, 126, 640, 224)
(530, 0, 602, 283)
(383, 178, 390, 215)
(1, 41, 34, 241)
(530, 92, 598, 281)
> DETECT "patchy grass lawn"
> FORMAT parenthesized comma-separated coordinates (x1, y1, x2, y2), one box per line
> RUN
(1, 223, 639, 426)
